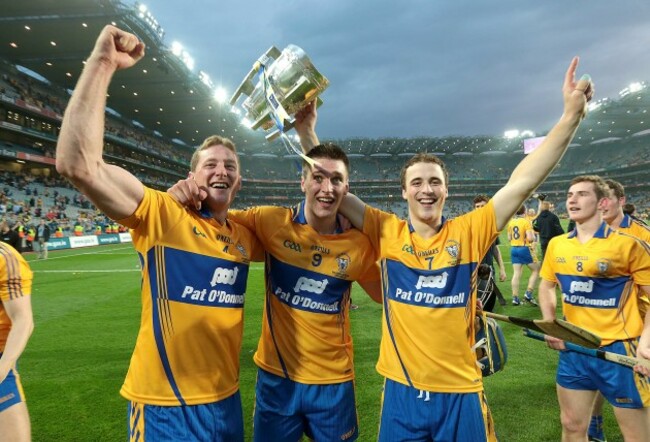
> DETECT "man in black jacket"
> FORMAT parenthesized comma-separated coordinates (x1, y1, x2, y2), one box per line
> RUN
(532, 197, 564, 261)
(0, 221, 21, 252)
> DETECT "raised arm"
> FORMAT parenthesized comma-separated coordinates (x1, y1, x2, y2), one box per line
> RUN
(492, 57, 593, 230)
(294, 100, 321, 150)
(294, 101, 367, 229)
(56, 25, 146, 221)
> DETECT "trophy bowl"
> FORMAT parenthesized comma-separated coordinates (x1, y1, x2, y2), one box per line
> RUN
(230, 45, 329, 141)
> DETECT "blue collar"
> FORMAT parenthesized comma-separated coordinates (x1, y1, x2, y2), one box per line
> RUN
(198, 206, 213, 219)
(291, 200, 343, 234)
(198, 206, 229, 227)
(620, 214, 632, 228)
(567, 221, 610, 239)
(408, 216, 447, 234)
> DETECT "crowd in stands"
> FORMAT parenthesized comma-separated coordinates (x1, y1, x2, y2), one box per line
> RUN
(0, 56, 648, 237)
(0, 169, 123, 252)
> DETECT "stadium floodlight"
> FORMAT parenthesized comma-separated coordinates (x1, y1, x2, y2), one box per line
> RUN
(171, 41, 183, 56)
(504, 129, 519, 139)
(138, 3, 147, 13)
(588, 100, 603, 112)
(213, 87, 228, 104)
(629, 82, 645, 93)
(520, 130, 535, 138)
(241, 118, 253, 128)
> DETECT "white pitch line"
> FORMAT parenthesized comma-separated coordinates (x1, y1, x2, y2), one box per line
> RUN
(27, 246, 137, 263)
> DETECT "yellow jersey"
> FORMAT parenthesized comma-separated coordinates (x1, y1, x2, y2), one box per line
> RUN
(0, 243, 32, 352)
(540, 222, 650, 345)
(507, 216, 534, 247)
(362, 201, 498, 392)
(230, 202, 379, 384)
(118, 188, 263, 405)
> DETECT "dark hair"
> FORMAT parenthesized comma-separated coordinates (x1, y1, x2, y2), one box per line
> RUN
(473, 194, 489, 205)
(516, 205, 526, 216)
(570, 175, 609, 201)
(604, 179, 625, 199)
(623, 202, 636, 216)
(302, 143, 350, 175)
(400, 153, 449, 190)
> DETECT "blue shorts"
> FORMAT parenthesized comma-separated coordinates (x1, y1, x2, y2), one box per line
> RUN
(128, 391, 243, 442)
(511, 246, 537, 265)
(253, 368, 358, 442)
(557, 338, 650, 408)
(0, 356, 24, 412)
(378, 379, 497, 441)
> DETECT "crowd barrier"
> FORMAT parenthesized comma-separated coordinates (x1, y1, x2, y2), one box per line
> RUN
(46, 233, 133, 251)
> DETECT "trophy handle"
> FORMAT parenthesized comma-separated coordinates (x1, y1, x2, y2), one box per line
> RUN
(229, 46, 281, 105)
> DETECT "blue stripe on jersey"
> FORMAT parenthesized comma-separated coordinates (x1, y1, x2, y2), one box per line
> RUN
(381, 260, 414, 388)
(556, 273, 631, 308)
(267, 254, 351, 314)
(384, 259, 474, 309)
(156, 247, 174, 338)
(148, 249, 186, 406)
(147, 247, 249, 308)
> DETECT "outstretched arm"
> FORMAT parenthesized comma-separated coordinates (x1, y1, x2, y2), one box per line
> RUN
(492, 57, 593, 231)
(56, 25, 146, 221)
(0, 297, 33, 383)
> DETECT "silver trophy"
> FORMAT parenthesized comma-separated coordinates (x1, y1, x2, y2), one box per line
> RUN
(230, 45, 329, 141)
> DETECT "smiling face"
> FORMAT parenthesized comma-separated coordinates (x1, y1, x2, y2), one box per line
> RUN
(402, 162, 448, 225)
(566, 180, 606, 225)
(601, 187, 625, 225)
(190, 144, 241, 213)
(301, 158, 349, 227)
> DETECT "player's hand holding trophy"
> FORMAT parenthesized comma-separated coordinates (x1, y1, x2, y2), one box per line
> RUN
(229, 45, 329, 164)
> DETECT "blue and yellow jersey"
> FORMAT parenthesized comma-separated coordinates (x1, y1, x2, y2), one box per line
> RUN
(118, 188, 263, 406)
(540, 222, 650, 345)
(508, 216, 534, 247)
(362, 200, 498, 393)
(0, 243, 32, 352)
(230, 201, 379, 384)
(618, 214, 650, 243)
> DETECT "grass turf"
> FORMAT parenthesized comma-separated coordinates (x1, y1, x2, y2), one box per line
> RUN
(18, 228, 624, 441)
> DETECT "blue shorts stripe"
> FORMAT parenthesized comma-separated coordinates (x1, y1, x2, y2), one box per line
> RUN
(128, 393, 243, 441)
(0, 362, 24, 412)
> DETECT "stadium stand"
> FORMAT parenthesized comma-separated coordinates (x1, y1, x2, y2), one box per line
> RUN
(0, 1, 648, 239)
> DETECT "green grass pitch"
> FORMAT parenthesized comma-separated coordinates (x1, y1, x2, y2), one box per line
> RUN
(19, 227, 623, 441)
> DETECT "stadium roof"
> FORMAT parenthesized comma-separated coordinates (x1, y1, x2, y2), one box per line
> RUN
(1, 1, 649, 157)
(0, 0, 268, 151)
